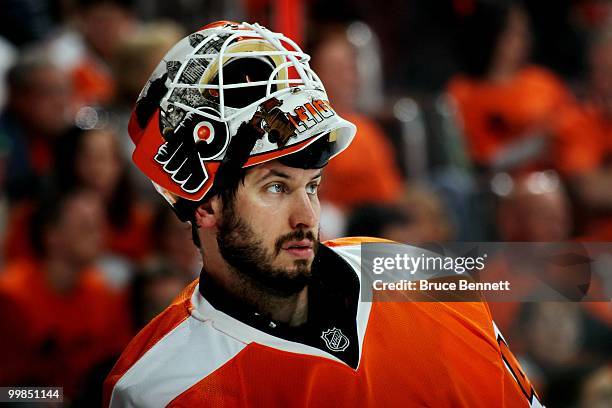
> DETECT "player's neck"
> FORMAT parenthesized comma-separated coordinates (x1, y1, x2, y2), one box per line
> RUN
(200, 257, 309, 327)
(247, 285, 309, 327)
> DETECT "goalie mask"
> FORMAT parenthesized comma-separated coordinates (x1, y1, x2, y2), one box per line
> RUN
(128, 21, 356, 220)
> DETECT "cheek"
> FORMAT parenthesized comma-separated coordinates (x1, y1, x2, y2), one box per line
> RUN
(240, 190, 287, 222)
(316, 201, 322, 221)
(237, 199, 287, 245)
(244, 208, 281, 240)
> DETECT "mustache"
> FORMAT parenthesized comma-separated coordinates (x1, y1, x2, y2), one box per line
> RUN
(274, 230, 318, 255)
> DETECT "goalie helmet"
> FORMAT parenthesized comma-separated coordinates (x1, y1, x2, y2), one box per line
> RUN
(128, 21, 356, 220)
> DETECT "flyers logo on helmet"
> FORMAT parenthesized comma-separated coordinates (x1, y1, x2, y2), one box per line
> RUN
(153, 111, 229, 194)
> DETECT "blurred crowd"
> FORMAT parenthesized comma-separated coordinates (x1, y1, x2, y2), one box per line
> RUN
(0, 0, 611, 406)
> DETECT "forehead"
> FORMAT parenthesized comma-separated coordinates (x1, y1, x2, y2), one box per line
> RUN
(55, 193, 102, 224)
(81, 129, 119, 149)
(244, 160, 322, 183)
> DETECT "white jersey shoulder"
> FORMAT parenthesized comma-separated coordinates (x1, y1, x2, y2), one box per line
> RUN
(109, 313, 246, 408)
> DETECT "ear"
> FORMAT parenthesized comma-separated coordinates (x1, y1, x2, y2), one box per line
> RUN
(194, 196, 222, 229)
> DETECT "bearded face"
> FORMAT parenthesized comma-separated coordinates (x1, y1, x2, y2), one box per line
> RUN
(217, 199, 319, 296)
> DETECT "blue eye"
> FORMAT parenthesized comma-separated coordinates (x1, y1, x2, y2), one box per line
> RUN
(267, 183, 284, 193)
(306, 183, 319, 195)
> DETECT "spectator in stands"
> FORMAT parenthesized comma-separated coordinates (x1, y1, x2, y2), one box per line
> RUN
(448, 0, 575, 173)
(112, 21, 184, 110)
(47, 0, 137, 106)
(495, 171, 572, 242)
(490, 172, 612, 404)
(489, 171, 572, 332)
(346, 203, 413, 243)
(345, 186, 453, 244)
(494, 170, 611, 318)
(0, 189, 131, 401)
(4, 125, 153, 264)
(130, 260, 192, 332)
(516, 302, 612, 407)
(53, 125, 153, 261)
(554, 28, 612, 241)
(0, 50, 73, 200)
(149, 204, 201, 281)
(400, 185, 454, 243)
(579, 364, 612, 408)
(308, 24, 404, 212)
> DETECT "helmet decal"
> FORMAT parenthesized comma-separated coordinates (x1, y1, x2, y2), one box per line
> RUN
(128, 22, 356, 206)
(257, 97, 296, 147)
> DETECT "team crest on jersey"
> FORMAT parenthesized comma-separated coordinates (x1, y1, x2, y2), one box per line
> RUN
(321, 328, 350, 352)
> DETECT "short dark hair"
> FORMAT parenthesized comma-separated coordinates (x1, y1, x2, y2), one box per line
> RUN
(29, 188, 89, 256)
(6, 51, 56, 93)
(305, 23, 350, 65)
(130, 260, 185, 330)
(53, 126, 134, 230)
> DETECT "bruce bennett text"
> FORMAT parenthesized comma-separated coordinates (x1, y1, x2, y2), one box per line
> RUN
(373, 279, 511, 292)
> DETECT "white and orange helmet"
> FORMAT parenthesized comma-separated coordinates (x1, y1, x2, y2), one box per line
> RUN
(128, 21, 356, 219)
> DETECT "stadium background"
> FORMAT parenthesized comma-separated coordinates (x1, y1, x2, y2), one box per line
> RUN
(0, 0, 610, 406)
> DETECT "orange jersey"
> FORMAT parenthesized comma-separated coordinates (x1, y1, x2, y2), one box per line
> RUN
(554, 101, 612, 175)
(71, 58, 115, 106)
(552, 102, 612, 240)
(104, 238, 542, 407)
(448, 66, 572, 168)
(0, 259, 132, 398)
(4, 201, 153, 262)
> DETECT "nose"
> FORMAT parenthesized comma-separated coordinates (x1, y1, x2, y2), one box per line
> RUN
(289, 190, 317, 230)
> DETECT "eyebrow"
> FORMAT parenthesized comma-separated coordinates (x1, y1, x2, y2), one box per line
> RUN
(257, 169, 323, 183)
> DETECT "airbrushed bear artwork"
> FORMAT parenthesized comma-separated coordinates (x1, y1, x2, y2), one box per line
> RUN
(104, 21, 543, 407)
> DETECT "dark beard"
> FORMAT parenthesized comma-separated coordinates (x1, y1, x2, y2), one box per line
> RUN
(217, 202, 319, 297)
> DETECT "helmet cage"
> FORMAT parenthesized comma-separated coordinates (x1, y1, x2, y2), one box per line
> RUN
(158, 22, 326, 127)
